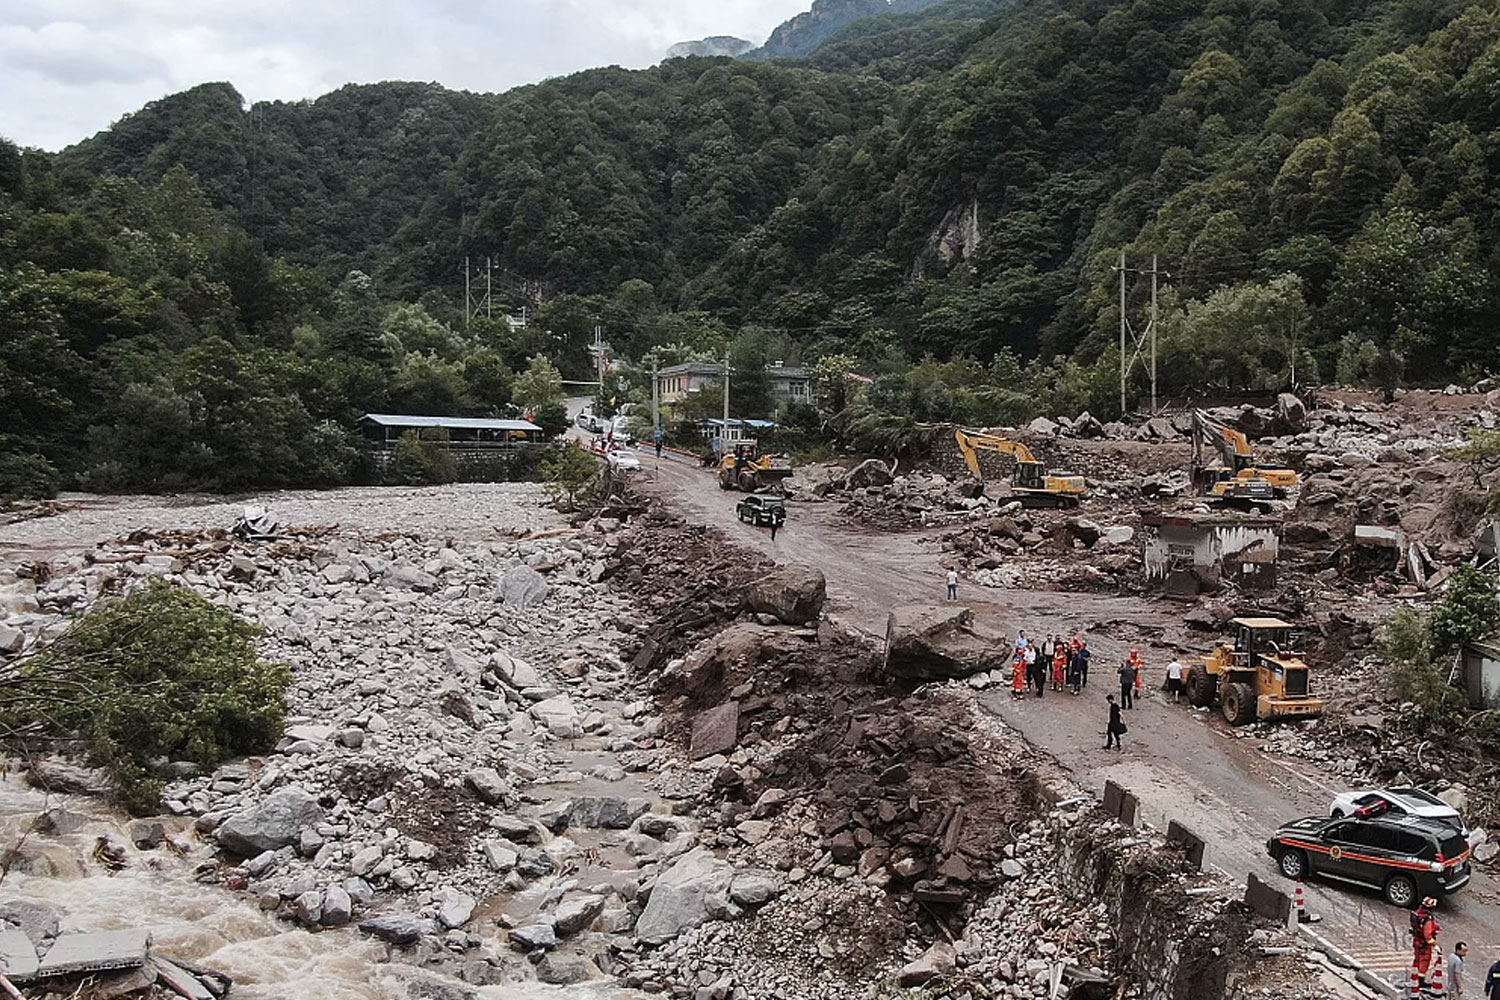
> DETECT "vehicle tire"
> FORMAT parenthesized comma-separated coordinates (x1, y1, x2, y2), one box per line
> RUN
(1222, 682, 1256, 725)
(1277, 847, 1309, 881)
(1187, 669, 1217, 708)
(1383, 873, 1418, 909)
(1331, 809, 1345, 819)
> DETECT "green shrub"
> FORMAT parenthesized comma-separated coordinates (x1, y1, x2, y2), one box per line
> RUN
(536, 444, 600, 509)
(390, 430, 458, 485)
(6, 580, 289, 813)
(0, 452, 60, 502)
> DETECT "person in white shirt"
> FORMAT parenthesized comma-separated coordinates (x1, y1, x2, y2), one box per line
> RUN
(1166, 656, 1185, 703)
(946, 568, 958, 601)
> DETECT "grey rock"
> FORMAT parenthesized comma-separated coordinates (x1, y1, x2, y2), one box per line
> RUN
(899, 941, 956, 986)
(343, 878, 375, 905)
(728, 872, 781, 907)
(127, 820, 166, 850)
(488, 814, 539, 843)
(216, 787, 326, 857)
(350, 844, 383, 876)
(537, 800, 574, 832)
(500, 565, 550, 608)
(843, 458, 894, 490)
(0, 625, 24, 655)
(292, 890, 323, 925)
(387, 564, 438, 591)
(536, 952, 593, 985)
(321, 884, 353, 926)
(464, 768, 513, 806)
(515, 848, 556, 879)
(1027, 416, 1060, 436)
(509, 922, 558, 951)
(635, 847, 735, 945)
(492, 650, 541, 690)
(550, 893, 606, 936)
(1001, 859, 1024, 879)
(385, 966, 479, 1000)
(529, 695, 581, 738)
(482, 841, 519, 872)
(358, 914, 432, 947)
(883, 605, 1010, 681)
(689, 702, 740, 760)
(436, 888, 476, 929)
(570, 796, 645, 830)
(746, 564, 826, 626)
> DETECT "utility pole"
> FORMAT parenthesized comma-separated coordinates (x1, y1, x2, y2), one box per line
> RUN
(464, 257, 471, 334)
(593, 326, 605, 413)
(1115, 252, 1168, 415)
(651, 362, 660, 437)
(722, 353, 731, 448)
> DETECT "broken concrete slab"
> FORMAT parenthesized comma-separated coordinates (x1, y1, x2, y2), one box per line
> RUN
(1353, 524, 1404, 548)
(0, 927, 39, 981)
(155, 957, 215, 999)
(689, 701, 740, 760)
(36, 929, 150, 978)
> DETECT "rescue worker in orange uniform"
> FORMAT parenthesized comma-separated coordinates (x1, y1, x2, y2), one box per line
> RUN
(1128, 648, 1145, 698)
(1412, 897, 1440, 987)
(1011, 648, 1027, 700)
(1051, 643, 1067, 691)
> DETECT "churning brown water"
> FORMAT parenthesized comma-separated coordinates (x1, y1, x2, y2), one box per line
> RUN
(0, 776, 640, 1000)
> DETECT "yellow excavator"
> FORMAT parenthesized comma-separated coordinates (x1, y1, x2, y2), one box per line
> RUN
(1191, 409, 1298, 511)
(953, 429, 1087, 508)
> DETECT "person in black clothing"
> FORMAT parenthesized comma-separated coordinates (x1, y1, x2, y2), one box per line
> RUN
(1104, 694, 1124, 750)
(1117, 658, 1135, 709)
(1072, 640, 1091, 694)
(1485, 954, 1500, 999)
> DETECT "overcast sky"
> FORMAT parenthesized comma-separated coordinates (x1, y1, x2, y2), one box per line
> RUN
(1, 1, 812, 151)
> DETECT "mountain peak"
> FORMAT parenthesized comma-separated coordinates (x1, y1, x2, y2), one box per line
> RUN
(665, 36, 755, 60)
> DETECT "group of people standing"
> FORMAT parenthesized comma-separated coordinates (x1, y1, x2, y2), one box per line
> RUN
(1009, 632, 1093, 699)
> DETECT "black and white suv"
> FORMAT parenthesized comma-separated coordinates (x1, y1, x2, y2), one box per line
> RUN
(1267, 812, 1472, 907)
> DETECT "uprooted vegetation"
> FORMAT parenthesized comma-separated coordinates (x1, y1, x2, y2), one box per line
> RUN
(0, 578, 290, 813)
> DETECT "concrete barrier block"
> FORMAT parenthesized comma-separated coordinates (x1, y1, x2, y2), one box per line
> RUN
(1243, 873, 1291, 923)
(1166, 820, 1206, 869)
(1119, 791, 1139, 828)
(1103, 780, 1124, 818)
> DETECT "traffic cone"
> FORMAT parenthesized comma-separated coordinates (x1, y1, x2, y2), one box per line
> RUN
(1428, 947, 1445, 996)
(1294, 881, 1309, 923)
(1408, 961, 1424, 999)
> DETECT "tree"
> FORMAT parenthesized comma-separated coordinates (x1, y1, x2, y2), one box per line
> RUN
(513, 355, 565, 413)
(6, 579, 290, 813)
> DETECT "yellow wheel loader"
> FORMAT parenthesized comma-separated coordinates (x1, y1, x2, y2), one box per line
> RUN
(1183, 617, 1324, 725)
(717, 443, 794, 493)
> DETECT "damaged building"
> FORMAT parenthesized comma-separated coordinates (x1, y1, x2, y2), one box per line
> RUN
(1141, 513, 1281, 596)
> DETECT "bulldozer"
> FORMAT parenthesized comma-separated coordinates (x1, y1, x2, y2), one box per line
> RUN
(1183, 616, 1324, 725)
(718, 442, 794, 493)
(1191, 409, 1299, 511)
(953, 429, 1087, 508)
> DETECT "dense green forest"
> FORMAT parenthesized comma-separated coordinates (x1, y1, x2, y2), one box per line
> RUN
(7, 0, 1500, 493)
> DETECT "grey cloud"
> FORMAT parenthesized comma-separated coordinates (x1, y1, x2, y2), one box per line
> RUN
(0, 0, 810, 149)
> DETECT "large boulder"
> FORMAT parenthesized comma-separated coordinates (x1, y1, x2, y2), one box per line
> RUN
(746, 565, 826, 625)
(216, 787, 325, 857)
(634, 847, 735, 945)
(1276, 392, 1308, 431)
(883, 605, 1011, 681)
(843, 458, 894, 490)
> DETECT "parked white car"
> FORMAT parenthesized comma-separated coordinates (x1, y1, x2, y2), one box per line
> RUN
(1330, 787, 1479, 845)
(606, 449, 641, 472)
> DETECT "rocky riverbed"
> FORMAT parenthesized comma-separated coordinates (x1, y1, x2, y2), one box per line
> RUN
(0, 485, 1340, 1000)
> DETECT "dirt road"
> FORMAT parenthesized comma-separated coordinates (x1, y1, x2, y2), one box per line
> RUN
(638, 449, 1500, 991)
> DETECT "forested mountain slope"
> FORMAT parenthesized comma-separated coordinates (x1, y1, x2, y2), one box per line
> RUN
(9, 0, 1500, 495)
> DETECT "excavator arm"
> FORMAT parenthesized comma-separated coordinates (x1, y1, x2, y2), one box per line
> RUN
(954, 429, 1037, 481)
(1192, 409, 1252, 472)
